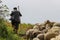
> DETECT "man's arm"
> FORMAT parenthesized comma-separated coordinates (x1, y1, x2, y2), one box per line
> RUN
(10, 11, 13, 16)
(19, 12, 22, 17)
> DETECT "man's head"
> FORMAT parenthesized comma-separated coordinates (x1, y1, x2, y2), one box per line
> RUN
(13, 7, 17, 11)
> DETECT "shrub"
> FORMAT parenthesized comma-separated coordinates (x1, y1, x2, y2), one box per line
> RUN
(0, 18, 21, 40)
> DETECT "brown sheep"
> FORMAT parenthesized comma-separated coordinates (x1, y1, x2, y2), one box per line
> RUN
(26, 29, 34, 40)
(32, 30, 42, 39)
(26, 29, 40, 40)
(44, 20, 54, 29)
(37, 34, 44, 40)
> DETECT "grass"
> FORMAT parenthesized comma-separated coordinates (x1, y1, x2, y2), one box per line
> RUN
(4, 21, 34, 40)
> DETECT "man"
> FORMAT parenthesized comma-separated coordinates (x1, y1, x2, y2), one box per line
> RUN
(10, 7, 22, 34)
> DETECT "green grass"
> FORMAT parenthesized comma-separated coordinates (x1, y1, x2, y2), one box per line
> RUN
(0, 18, 34, 40)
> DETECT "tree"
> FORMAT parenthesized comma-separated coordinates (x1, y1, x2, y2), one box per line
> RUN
(0, 0, 9, 20)
(0, 0, 2, 3)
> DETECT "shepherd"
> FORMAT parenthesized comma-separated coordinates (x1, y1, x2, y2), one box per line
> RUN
(10, 7, 22, 34)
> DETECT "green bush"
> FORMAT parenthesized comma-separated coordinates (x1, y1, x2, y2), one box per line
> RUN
(0, 18, 21, 40)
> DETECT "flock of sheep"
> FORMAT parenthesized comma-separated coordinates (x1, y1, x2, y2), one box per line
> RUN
(25, 20, 60, 40)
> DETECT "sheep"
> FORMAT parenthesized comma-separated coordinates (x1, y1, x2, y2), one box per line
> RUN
(37, 34, 44, 40)
(33, 23, 48, 33)
(26, 29, 35, 40)
(43, 21, 55, 33)
(26, 29, 40, 40)
(39, 23, 46, 31)
(31, 29, 42, 40)
(26, 20, 60, 40)
(32, 30, 42, 39)
(44, 20, 50, 23)
(44, 20, 55, 29)
(44, 20, 54, 29)
(44, 32, 58, 40)
(53, 22, 60, 27)
(50, 35, 60, 40)
(48, 26, 60, 34)
(44, 26, 60, 40)
(33, 23, 45, 30)
(33, 24, 40, 30)
(33, 37, 40, 40)
(33, 23, 46, 30)
(50, 38, 56, 40)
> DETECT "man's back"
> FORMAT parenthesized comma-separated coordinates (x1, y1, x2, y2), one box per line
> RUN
(12, 11, 21, 18)
(10, 10, 22, 23)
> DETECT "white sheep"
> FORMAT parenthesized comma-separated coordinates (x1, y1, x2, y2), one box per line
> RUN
(50, 35, 60, 40)
(33, 23, 45, 31)
(33, 37, 40, 40)
(33, 25, 39, 30)
(50, 38, 56, 40)
(53, 22, 60, 27)
(44, 26, 60, 40)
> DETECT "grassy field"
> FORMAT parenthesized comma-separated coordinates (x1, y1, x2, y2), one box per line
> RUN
(0, 19, 34, 40)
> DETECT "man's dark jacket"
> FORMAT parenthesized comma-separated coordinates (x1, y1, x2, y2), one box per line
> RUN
(10, 11, 22, 24)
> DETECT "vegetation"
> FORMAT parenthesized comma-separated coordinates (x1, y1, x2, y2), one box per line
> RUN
(0, 18, 34, 40)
